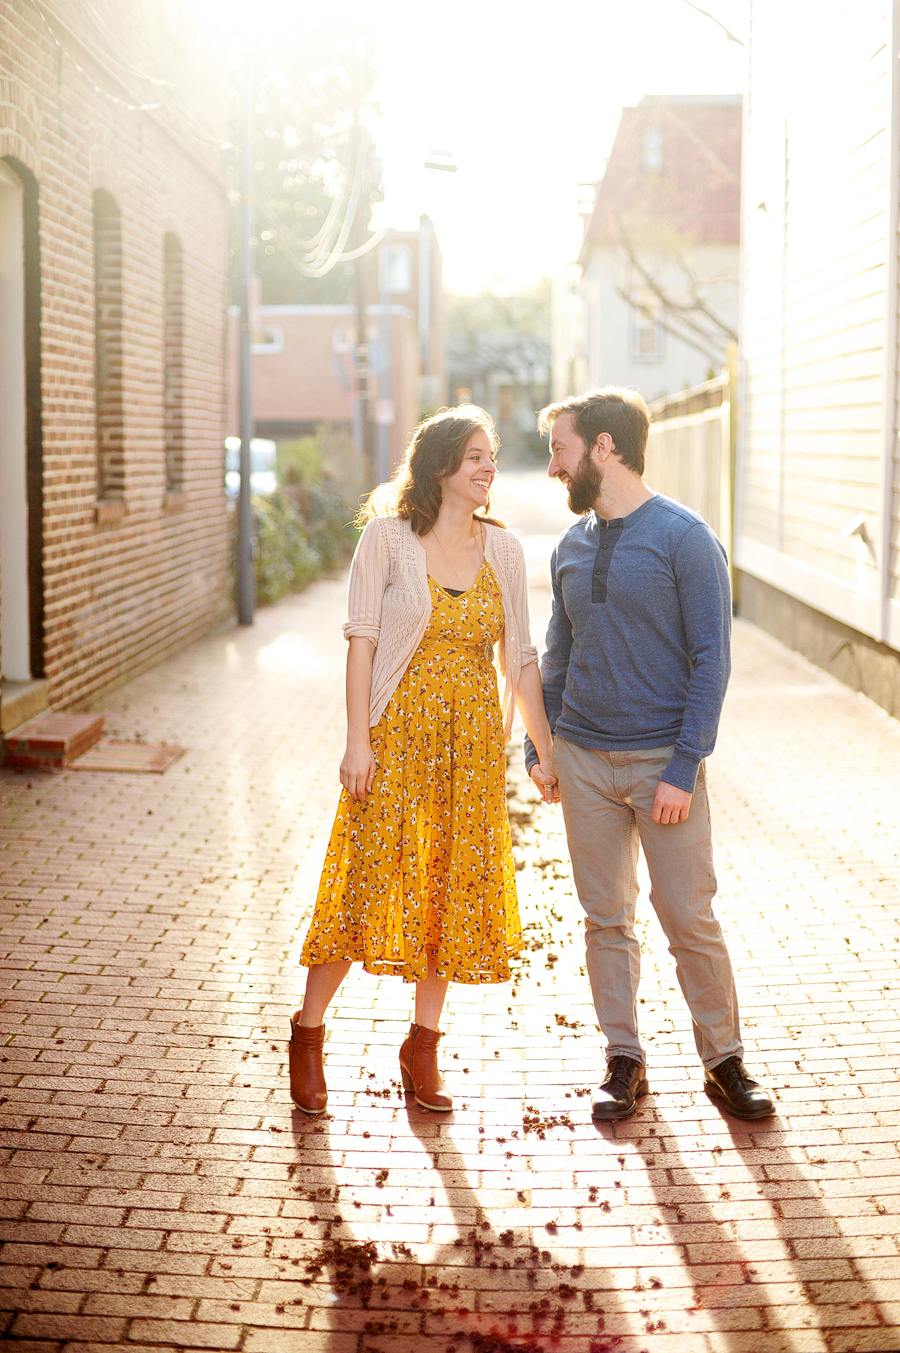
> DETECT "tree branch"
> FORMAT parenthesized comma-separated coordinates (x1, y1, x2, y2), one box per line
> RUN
(680, 0, 745, 45)
(613, 283, 723, 364)
(613, 211, 738, 345)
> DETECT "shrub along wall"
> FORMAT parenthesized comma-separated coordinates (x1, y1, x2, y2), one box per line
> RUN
(233, 477, 358, 608)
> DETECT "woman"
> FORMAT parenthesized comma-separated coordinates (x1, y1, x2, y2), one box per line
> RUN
(290, 406, 556, 1114)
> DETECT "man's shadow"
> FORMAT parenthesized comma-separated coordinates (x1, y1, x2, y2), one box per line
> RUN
(288, 1095, 634, 1353)
(618, 1104, 892, 1349)
(726, 1112, 892, 1337)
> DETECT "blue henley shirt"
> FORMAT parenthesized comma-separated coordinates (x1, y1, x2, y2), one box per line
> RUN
(524, 494, 732, 793)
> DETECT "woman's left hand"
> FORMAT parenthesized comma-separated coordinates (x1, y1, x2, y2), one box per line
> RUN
(530, 760, 559, 804)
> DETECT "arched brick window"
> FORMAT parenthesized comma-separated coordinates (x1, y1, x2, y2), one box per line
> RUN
(163, 233, 185, 494)
(1, 155, 44, 681)
(93, 189, 124, 501)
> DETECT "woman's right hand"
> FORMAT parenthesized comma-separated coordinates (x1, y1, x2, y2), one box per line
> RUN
(340, 740, 377, 803)
(530, 759, 559, 805)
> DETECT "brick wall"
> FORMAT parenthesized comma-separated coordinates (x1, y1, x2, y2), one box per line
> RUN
(0, 0, 232, 714)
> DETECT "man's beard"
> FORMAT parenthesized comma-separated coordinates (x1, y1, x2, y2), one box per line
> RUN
(566, 449, 603, 514)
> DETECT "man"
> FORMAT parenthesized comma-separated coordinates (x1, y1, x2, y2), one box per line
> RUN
(525, 387, 774, 1122)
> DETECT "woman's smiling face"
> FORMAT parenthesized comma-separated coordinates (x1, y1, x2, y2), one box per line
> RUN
(440, 428, 497, 509)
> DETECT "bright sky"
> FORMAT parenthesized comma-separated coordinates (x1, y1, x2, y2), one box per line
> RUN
(200, 0, 747, 295)
(368, 0, 748, 293)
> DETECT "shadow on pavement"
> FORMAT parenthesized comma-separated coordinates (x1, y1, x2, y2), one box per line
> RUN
(725, 1114, 892, 1343)
(288, 1096, 633, 1353)
(626, 1108, 891, 1350)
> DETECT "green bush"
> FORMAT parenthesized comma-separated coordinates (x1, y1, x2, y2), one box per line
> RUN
(231, 482, 358, 610)
(305, 480, 358, 570)
(276, 435, 323, 489)
(252, 491, 321, 607)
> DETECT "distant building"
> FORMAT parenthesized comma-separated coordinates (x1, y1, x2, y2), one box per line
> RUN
(736, 0, 900, 713)
(445, 285, 551, 462)
(555, 94, 741, 402)
(1, 1, 231, 736)
(228, 218, 445, 492)
(448, 359, 550, 464)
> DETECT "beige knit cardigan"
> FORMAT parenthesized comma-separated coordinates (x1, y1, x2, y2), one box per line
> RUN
(343, 515, 538, 739)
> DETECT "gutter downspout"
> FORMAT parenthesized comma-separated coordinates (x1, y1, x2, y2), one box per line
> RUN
(877, 4, 900, 645)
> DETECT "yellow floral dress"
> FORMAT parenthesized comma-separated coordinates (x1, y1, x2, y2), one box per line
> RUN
(301, 561, 522, 984)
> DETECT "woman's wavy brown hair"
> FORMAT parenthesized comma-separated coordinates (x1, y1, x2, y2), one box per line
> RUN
(356, 405, 504, 536)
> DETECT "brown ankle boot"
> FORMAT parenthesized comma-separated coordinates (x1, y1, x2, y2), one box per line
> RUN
(399, 1022, 452, 1111)
(288, 1009, 327, 1114)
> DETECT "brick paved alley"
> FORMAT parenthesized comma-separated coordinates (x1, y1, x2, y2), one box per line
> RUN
(2, 483, 900, 1353)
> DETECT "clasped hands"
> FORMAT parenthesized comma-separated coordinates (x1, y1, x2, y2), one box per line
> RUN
(529, 760, 559, 804)
(529, 765, 693, 822)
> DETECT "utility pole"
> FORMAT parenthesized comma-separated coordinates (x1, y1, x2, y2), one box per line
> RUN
(420, 152, 456, 412)
(353, 244, 372, 486)
(236, 36, 255, 626)
(351, 129, 384, 488)
(418, 213, 432, 390)
(377, 230, 393, 483)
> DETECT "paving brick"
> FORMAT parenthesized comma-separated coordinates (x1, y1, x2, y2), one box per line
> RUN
(9, 1315, 128, 1341)
(3, 509, 900, 1353)
(126, 1321, 243, 1349)
(0, 1342, 63, 1353)
(244, 1334, 357, 1353)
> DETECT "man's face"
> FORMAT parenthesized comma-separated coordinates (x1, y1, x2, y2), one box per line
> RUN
(548, 412, 602, 515)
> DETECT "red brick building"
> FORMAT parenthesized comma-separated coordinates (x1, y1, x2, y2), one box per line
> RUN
(226, 220, 446, 494)
(0, 0, 231, 739)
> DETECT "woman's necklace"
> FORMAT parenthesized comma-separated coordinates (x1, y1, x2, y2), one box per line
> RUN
(431, 522, 483, 590)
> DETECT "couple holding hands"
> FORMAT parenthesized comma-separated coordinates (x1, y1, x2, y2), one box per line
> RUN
(289, 388, 774, 1125)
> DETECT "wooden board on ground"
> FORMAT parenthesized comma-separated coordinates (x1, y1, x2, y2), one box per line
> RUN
(69, 741, 185, 773)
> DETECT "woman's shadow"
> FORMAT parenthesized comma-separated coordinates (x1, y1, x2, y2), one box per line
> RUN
(288, 1091, 634, 1353)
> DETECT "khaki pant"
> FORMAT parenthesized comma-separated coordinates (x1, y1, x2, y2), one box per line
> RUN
(554, 737, 743, 1069)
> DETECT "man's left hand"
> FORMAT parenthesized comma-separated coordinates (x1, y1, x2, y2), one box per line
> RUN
(652, 781, 692, 825)
(530, 762, 560, 804)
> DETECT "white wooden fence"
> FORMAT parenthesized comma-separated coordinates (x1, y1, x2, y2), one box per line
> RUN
(645, 369, 735, 564)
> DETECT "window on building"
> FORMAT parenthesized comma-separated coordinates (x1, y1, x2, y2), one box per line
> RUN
(384, 243, 412, 294)
(163, 233, 184, 494)
(631, 291, 664, 362)
(251, 325, 283, 354)
(641, 128, 664, 174)
(93, 190, 124, 501)
(498, 385, 514, 423)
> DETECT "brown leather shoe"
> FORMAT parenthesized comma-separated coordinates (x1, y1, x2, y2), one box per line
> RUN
(399, 1022, 452, 1111)
(288, 1009, 327, 1114)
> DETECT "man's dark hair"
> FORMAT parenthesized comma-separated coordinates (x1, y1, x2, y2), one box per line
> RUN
(537, 387, 651, 475)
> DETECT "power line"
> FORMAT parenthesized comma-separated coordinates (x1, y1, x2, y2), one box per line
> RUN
(28, 0, 164, 111)
(269, 201, 388, 277)
(290, 134, 356, 256)
(298, 135, 366, 269)
(27, 0, 233, 150)
(272, 142, 365, 278)
(75, 0, 172, 87)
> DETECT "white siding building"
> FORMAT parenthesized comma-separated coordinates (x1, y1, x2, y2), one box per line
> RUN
(738, 0, 900, 711)
(555, 95, 742, 404)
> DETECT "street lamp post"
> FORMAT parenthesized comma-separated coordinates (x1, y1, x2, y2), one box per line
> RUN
(377, 230, 394, 483)
(420, 151, 456, 412)
(236, 37, 255, 626)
